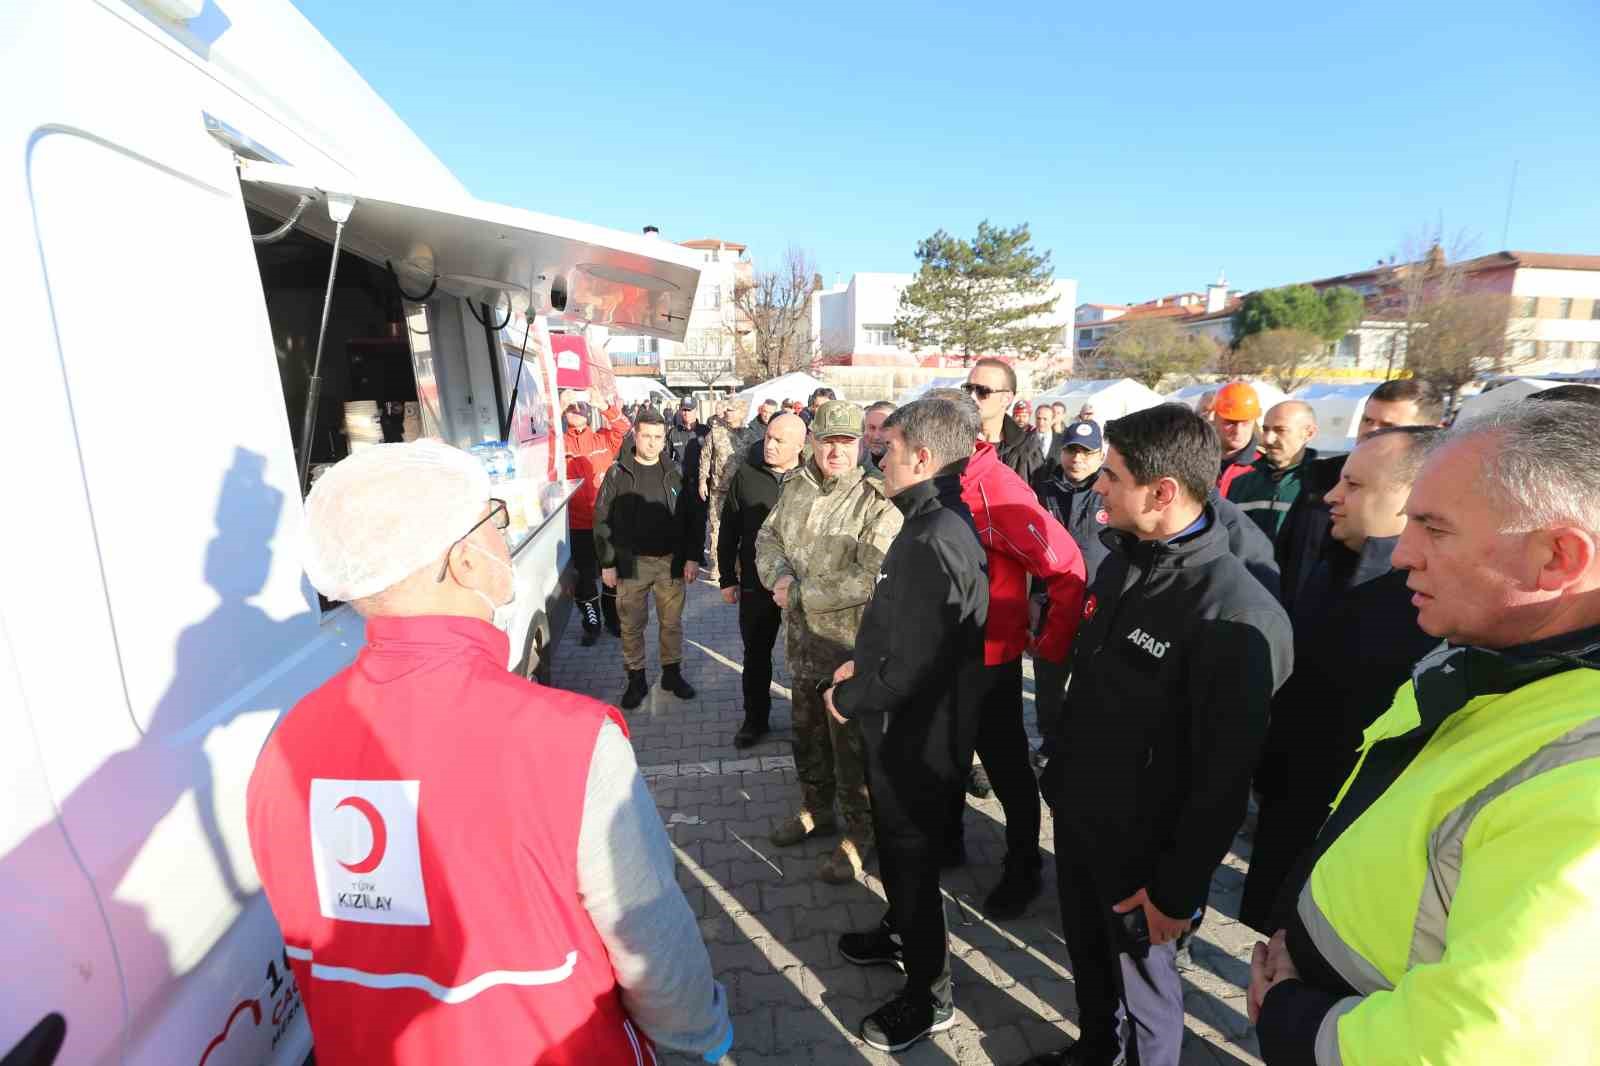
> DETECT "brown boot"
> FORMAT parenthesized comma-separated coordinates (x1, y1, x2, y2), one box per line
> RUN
(818, 836, 872, 884)
(770, 810, 839, 848)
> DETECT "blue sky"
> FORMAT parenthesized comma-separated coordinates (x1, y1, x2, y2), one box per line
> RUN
(296, 0, 1599, 305)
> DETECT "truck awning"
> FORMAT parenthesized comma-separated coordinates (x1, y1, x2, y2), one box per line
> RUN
(238, 160, 702, 341)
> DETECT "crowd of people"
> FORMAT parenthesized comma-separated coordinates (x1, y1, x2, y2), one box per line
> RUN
(244, 366, 1600, 1066)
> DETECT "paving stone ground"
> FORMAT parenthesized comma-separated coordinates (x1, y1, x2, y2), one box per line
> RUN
(552, 575, 1265, 1066)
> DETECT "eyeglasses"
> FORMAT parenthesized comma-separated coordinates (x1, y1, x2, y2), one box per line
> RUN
(436, 498, 509, 582)
(961, 382, 1013, 401)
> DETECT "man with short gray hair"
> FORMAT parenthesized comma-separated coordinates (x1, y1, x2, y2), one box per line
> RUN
(1251, 400, 1600, 1066)
(824, 395, 990, 1052)
(1229, 399, 1319, 539)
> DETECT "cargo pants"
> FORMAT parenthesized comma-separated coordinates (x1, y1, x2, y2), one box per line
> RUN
(790, 679, 873, 840)
(617, 554, 685, 672)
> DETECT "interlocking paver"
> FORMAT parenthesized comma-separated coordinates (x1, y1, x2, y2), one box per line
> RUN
(552, 575, 1265, 1065)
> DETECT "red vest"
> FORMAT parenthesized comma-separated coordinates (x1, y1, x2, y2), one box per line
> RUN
(247, 616, 652, 1065)
(564, 406, 631, 531)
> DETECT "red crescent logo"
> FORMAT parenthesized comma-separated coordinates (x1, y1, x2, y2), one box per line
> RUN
(335, 796, 388, 874)
(198, 999, 262, 1066)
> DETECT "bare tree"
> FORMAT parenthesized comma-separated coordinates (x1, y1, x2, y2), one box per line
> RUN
(731, 246, 820, 383)
(1096, 318, 1215, 390)
(1233, 329, 1332, 393)
(1373, 225, 1537, 410)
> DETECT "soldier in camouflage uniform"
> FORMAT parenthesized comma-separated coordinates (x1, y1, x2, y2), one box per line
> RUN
(699, 401, 747, 579)
(756, 400, 904, 883)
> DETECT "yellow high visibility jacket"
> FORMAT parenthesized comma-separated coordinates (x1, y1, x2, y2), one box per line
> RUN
(1294, 643, 1600, 1065)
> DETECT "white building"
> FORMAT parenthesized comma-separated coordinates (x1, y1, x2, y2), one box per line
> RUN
(811, 271, 1077, 367)
(605, 232, 750, 389)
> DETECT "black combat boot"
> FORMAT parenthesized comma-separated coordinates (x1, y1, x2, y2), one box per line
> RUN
(661, 663, 696, 700)
(619, 670, 649, 710)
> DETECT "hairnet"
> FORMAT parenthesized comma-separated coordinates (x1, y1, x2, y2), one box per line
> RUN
(303, 439, 491, 602)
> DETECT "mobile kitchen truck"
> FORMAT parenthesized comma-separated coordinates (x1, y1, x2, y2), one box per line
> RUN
(2, 2, 700, 1062)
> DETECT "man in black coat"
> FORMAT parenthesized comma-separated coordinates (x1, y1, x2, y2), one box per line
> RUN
(1238, 427, 1443, 933)
(1274, 380, 1442, 612)
(1030, 404, 1293, 1066)
(594, 407, 706, 710)
(716, 413, 806, 748)
(824, 394, 989, 1054)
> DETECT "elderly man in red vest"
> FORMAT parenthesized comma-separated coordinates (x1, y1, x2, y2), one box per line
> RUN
(246, 440, 731, 1066)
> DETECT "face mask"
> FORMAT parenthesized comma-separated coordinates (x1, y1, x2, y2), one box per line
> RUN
(466, 542, 517, 632)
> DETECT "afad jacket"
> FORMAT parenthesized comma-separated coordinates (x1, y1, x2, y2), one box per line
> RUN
(1258, 630, 1600, 1066)
(1041, 507, 1293, 920)
(592, 448, 705, 581)
(962, 441, 1086, 666)
(563, 405, 631, 531)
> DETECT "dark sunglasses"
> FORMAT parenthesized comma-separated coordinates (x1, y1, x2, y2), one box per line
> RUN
(961, 382, 1013, 401)
(436, 498, 509, 582)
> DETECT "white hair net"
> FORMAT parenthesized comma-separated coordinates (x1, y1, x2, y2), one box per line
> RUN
(303, 439, 491, 602)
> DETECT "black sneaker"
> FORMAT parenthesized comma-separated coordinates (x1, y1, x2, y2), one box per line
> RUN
(660, 665, 696, 700)
(1018, 1038, 1126, 1065)
(733, 720, 768, 749)
(983, 858, 1043, 920)
(619, 670, 649, 710)
(838, 924, 904, 970)
(965, 764, 992, 799)
(859, 993, 954, 1053)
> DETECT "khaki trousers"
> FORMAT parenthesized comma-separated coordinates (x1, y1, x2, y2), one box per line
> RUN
(706, 490, 726, 574)
(791, 679, 874, 838)
(617, 554, 685, 672)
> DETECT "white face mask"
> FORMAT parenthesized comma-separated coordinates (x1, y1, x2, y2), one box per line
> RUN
(466, 542, 517, 632)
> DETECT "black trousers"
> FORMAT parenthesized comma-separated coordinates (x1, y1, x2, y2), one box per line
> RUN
(1055, 846, 1186, 1066)
(737, 588, 783, 725)
(1033, 655, 1070, 758)
(863, 726, 958, 1008)
(570, 529, 618, 630)
(1239, 792, 1328, 934)
(948, 657, 1041, 868)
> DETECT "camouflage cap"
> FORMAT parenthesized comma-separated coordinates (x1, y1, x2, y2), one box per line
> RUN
(811, 399, 864, 440)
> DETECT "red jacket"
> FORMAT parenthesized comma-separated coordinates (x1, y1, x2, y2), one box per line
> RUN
(1216, 437, 1260, 497)
(961, 442, 1087, 666)
(564, 406, 631, 531)
(246, 616, 648, 1066)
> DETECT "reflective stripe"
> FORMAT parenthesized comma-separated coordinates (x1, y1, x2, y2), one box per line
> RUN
(1410, 718, 1600, 968)
(1313, 996, 1363, 1065)
(623, 1019, 644, 1066)
(1234, 499, 1293, 513)
(286, 947, 578, 1004)
(1295, 887, 1393, 996)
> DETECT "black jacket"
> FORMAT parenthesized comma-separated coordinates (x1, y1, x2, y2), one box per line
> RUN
(717, 458, 801, 591)
(592, 448, 706, 580)
(833, 468, 990, 825)
(1254, 536, 1436, 807)
(1273, 452, 1347, 613)
(996, 415, 1045, 485)
(1034, 475, 1281, 599)
(667, 419, 710, 491)
(1041, 505, 1293, 919)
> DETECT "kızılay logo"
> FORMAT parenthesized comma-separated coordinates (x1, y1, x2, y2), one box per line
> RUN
(334, 796, 388, 874)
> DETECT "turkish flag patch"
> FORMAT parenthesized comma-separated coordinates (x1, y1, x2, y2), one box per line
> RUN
(1084, 593, 1098, 620)
(1096, 509, 1109, 525)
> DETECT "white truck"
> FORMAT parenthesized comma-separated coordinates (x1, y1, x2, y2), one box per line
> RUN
(1, 2, 700, 1063)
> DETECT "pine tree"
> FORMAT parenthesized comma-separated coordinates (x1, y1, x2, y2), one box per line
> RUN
(894, 221, 1062, 366)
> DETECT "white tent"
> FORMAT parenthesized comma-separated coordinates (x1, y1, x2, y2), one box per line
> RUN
(1035, 378, 1165, 421)
(733, 371, 831, 424)
(898, 375, 967, 404)
(1453, 378, 1592, 422)
(1163, 379, 1290, 414)
(614, 377, 675, 406)
(1293, 383, 1381, 454)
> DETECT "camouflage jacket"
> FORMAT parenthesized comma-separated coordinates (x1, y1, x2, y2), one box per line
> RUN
(699, 419, 744, 497)
(755, 459, 903, 678)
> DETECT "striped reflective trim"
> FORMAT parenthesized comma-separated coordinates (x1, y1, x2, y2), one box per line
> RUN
(1410, 717, 1600, 968)
(1234, 499, 1293, 513)
(623, 1018, 644, 1066)
(284, 945, 578, 1004)
(1314, 996, 1363, 1065)
(1295, 888, 1393, 996)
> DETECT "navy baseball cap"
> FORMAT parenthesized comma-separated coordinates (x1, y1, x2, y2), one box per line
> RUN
(1063, 419, 1103, 450)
